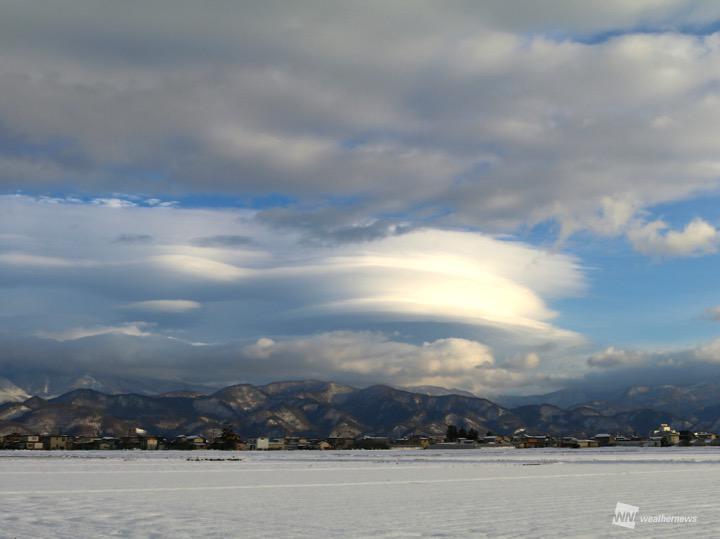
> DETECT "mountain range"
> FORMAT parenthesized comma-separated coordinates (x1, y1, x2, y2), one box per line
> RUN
(2, 377, 719, 439)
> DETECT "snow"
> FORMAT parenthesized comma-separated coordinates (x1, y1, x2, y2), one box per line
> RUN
(0, 377, 30, 403)
(0, 447, 718, 537)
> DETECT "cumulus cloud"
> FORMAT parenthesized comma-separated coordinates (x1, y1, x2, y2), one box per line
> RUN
(0, 330, 551, 395)
(505, 352, 541, 370)
(691, 339, 720, 362)
(242, 332, 503, 391)
(628, 218, 719, 256)
(565, 337, 720, 393)
(587, 346, 647, 368)
(587, 339, 720, 371)
(91, 198, 137, 208)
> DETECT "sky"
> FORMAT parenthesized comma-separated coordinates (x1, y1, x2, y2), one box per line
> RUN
(4, 0, 720, 396)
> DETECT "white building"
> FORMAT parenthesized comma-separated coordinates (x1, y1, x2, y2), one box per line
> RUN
(255, 437, 270, 450)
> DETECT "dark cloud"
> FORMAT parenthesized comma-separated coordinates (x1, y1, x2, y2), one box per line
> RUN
(256, 206, 415, 245)
(191, 235, 252, 248)
(578, 340, 720, 391)
(113, 233, 153, 244)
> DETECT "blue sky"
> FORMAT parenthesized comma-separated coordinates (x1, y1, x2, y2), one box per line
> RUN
(4, 1, 720, 395)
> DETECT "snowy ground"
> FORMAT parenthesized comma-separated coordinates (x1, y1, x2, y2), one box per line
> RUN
(0, 447, 718, 538)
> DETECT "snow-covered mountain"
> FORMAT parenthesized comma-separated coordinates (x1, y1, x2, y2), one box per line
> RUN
(402, 385, 477, 398)
(0, 380, 704, 439)
(0, 378, 30, 404)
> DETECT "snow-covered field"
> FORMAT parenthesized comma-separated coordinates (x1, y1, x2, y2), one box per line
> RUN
(0, 447, 718, 538)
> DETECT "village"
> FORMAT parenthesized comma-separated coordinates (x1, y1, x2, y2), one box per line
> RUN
(1, 423, 718, 451)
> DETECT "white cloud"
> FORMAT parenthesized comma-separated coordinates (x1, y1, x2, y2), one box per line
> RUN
(628, 218, 719, 257)
(505, 352, 541, 370)
(91, 198, 137, 208)
(241, 332, 529, 393)
(587, 339, 720, 370)
(692, 339, 720, 362)
(587, 346, 647, 368)
(150, 254, 251, 281)
(0, 253, 80, 268)
(37, 322, 153, 342)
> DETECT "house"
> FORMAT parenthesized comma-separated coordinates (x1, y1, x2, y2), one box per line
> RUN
(284, 437, 301, 450)
(313, 440, 332, 450)
(285, 438, 316, 450)
(71, 436, 119, 450)
(243, 436, 285, 450)
(559, 436, 580, 448)
(120, 436, 143, 450)
(512, 433, 548, 448)
(327, 437, 355, 450)
(478, 434, 512, 447)
(1, 432, 29, 449)
(576, 439, 599, 448)
(391, 436, 430, 449)
(121, 434, 163, 450)
(171, 435, 208, 450)
(42, 435, 73, 450)
(594, 433, 616, 447)
(650, 424, 680, 446)
(73, 436, 100, 450)
(614, 435, 646, 447)
(22, 435, 44, 450)
(559, 436, 596, 448)
(268, 438, 285, 450)
(694, 432, 716, 445)
(96, 437, 120, 450)
(480, 434, 502, 445)
(427, 438, 479, 449)
(252, 436, 270, 450)
(678, 430, 695, 446)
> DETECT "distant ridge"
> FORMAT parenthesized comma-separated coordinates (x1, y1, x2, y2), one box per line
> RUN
(0, 380, 711, 439)
(401, 385, 477, 398)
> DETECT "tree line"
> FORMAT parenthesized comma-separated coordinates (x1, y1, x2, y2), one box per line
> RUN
(445, 424, 485, 441)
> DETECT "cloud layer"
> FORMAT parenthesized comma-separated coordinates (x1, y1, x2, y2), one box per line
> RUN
(3, 2, 720, 245)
